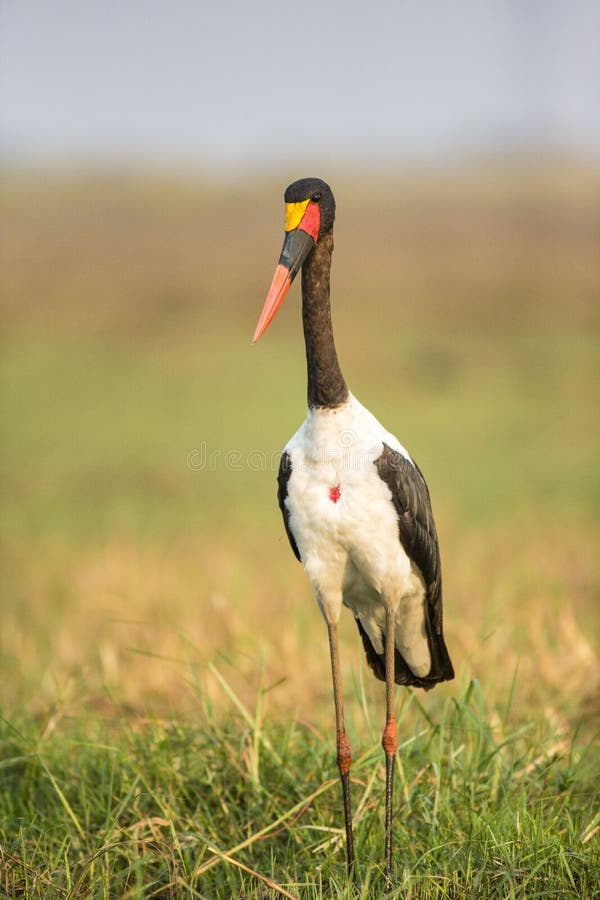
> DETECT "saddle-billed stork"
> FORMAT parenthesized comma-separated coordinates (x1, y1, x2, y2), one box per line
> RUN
(253, 178, 454, 879)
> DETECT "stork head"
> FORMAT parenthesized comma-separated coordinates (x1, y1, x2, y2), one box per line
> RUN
(253, 178, 335, 342)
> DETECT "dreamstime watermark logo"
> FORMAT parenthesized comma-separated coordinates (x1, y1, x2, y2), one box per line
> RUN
(337, 428, 357, 448)
(186, 428, 394, 473)
(187, 445, 281, 472)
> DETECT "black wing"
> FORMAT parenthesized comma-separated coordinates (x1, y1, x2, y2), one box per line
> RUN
(358, 442, 454, 688)
(277, 451, 301, 562)
(376, 443, 441, 622)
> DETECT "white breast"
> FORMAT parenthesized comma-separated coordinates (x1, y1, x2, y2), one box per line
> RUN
(282, 394, 431, 677)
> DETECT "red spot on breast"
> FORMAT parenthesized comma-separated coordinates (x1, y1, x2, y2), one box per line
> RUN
(329, 485, 341, 503)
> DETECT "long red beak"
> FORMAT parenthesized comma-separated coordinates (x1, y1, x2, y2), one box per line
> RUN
(253, 264, 292, 343)
(253, 225, 316, 343)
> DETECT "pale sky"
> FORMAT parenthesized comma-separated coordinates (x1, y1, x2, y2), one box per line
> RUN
(1, 0, 599, 169)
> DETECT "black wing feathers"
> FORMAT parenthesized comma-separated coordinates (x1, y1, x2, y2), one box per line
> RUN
(376, 444, 441, 618)
(277, 451, 301, 562)
(369, 443, 454, 686)
(355, 618, 439, 690)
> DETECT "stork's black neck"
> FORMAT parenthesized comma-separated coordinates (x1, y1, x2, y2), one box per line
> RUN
(301, 232, 349, 410)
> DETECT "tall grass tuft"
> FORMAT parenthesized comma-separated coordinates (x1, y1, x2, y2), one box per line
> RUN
(1, 674, 598, 897)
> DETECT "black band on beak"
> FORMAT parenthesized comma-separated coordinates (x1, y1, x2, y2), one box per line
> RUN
(279, 228, 316, 281)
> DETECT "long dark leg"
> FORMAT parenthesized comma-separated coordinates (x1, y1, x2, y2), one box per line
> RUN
(381, 604, 398, 883)
(327, 620, 355, 872)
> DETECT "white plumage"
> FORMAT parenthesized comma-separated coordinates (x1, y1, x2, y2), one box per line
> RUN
(283, 393, 431, 677)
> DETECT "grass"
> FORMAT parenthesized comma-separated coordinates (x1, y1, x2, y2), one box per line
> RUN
(1, 161, 599, 896)
(1, 678, 598, 897)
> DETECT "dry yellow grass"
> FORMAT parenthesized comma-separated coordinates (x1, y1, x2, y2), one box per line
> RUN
(3, 518, 597, 728)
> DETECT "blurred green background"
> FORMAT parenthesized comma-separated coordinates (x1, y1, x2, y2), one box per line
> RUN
(2, 164, 599, 723)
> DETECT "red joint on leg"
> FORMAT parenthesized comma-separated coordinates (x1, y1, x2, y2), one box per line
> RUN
(382, 717, 397, 756)
(337, 730, 352, 775)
